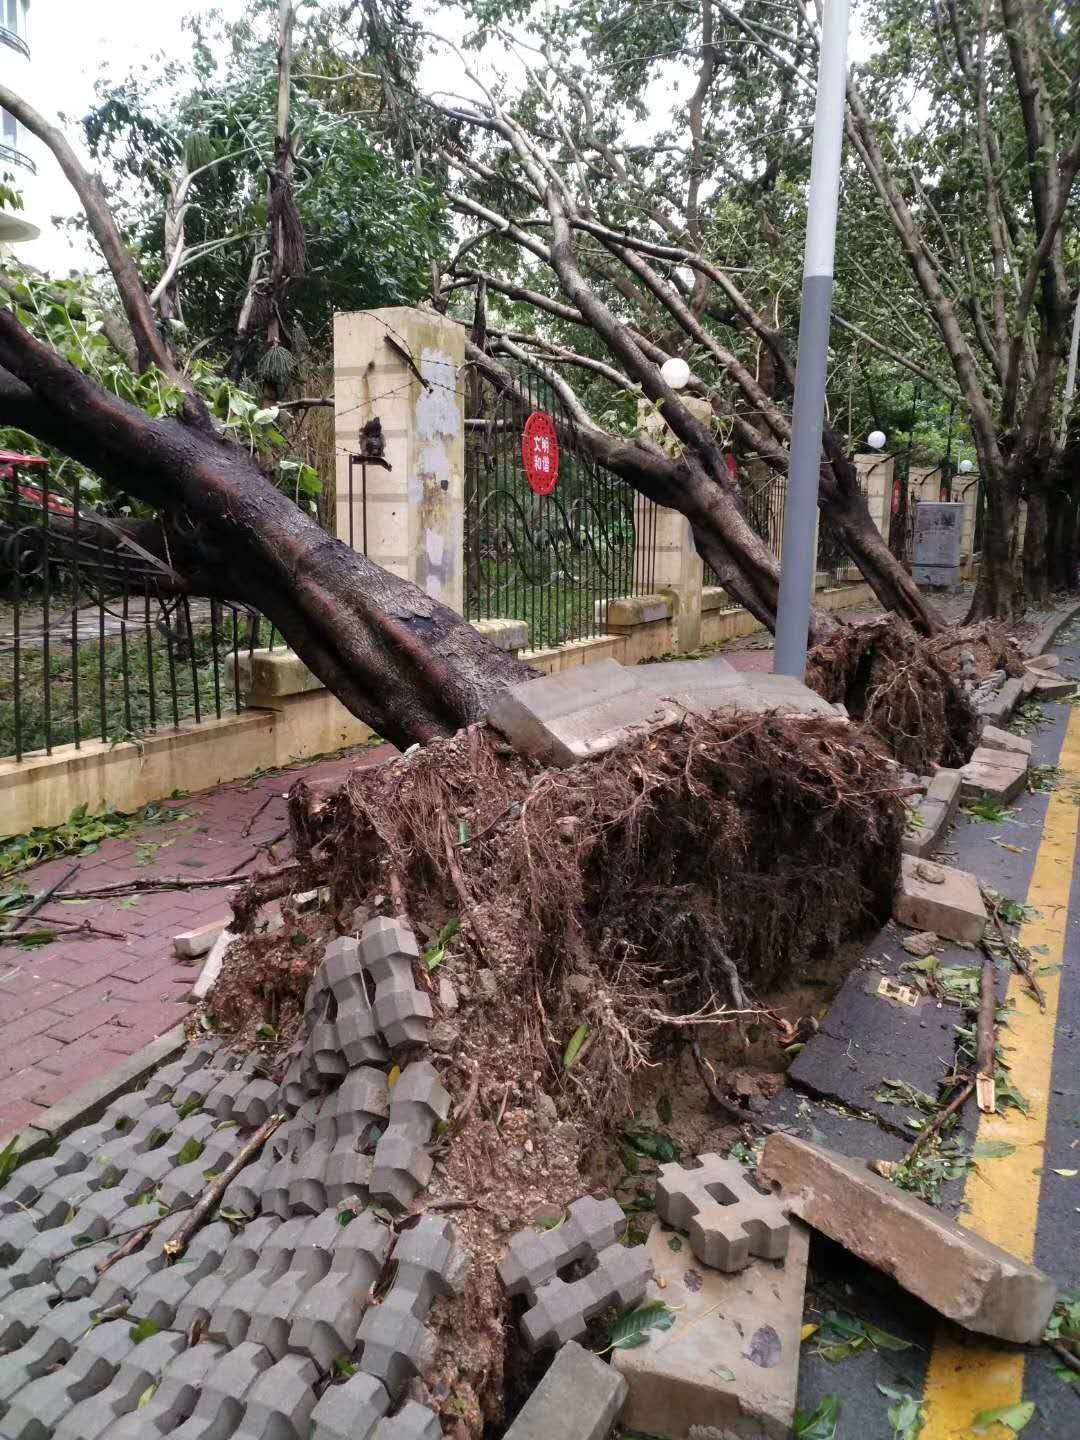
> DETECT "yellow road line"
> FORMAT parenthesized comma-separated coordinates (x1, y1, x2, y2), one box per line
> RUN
(922, 704, 1080, 1438)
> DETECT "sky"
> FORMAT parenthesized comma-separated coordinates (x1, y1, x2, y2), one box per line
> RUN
(25, 0, 249, 270)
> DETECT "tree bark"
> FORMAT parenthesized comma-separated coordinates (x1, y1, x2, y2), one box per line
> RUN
(967, 462, 1022, 620)
(0, 311, 534, 749)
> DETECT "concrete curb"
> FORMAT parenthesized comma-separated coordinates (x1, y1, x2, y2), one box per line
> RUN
(6, 1022, 188, 1164)
(1024, 599, 1080, 659)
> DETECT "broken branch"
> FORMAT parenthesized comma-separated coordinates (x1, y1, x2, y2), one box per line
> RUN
(163, 1112, 284, 1259)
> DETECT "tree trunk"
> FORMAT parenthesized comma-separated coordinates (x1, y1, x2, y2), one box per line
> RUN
(822, 477, 940, 633)
(1022, 477, 1050, 607)
(967, 462, 1022, 620)
(0, 312, 534, 750)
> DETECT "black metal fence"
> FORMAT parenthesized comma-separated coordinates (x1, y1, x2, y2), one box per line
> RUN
(704, 470, 866, 601)
(464, 365, 657, 650)
(0, 460, 277, 764)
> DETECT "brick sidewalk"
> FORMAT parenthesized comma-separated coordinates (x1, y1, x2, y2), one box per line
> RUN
(0, 742, 395, 1140)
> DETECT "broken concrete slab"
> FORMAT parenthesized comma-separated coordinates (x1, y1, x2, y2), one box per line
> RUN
(505, 1341, 626, 1440)
(979, 725, 1033, 760)
(758, 1133, 1055, 1344)
(787, 962, 960, 1130)
(487, 659, 838, 768)
(1033, 673, 1077, 700)
(173, 919, 230, 960)
(894, 855, 986, 944)
(614, 1218, 809, 1440)
(977, 676, 1023, 724)
(959, 747, 1029, 805)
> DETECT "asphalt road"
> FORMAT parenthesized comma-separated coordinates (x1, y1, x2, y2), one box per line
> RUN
(772, 623, 1080, 1439)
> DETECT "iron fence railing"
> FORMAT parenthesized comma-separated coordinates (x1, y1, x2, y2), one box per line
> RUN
(704, 471, 866, 603)
(464, 365, 658, 650)
(0, 459, 279, 764)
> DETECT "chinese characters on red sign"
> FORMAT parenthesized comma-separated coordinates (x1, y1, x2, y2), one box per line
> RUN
(522, 411, 560, 496)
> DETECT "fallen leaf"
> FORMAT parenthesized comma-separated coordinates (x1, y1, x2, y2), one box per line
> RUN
(801, 1323, 819, 1343)
(971, 1400, 1035, 1433)
(746, 1324, 782, 1368)
(1053, 1168, 1078, 1178)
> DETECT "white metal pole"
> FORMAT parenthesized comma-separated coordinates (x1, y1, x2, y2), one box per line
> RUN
(774, 0, 851, 678)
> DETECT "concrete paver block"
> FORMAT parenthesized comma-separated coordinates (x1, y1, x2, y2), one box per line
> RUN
(335, 1002, 390, 1068)
(175, 1217, 280, 1334)
(759, 1133, 1056, 1343)
(0, 1285, 54, 1351)
(370, 1063, 449, 1213)
(520, 1241, 651, 1351)
(499, 1196, 625, 1299)
(322, 938, 365, 1003)
(373, 983, 433, 1051)
(127, 1222, 231, 1330)
(359, 918, 420, 978)
(310, 1373, 389, 1440)
(207, 1217, 308, 1349)
(99, 1340, 226, 1440)
(1, 1318, 135, 1440)
(959, 746, 1029, 804)
(356, 1307, 433, 1400)
(247, 1211, 340, 1359)
(233, 1354, 318, 1440)
(220, 1156, 273, 1218)
(0, 1298, 96, 1411)
(505, 1341, 626, 1440)
(656, 1154, 790, 1272)
(53, 1330, 186, 1440)
(894, 855, 987, 944)
(614, 1219, 809, 1440)
(167, 1340, 273, 1440)
(289, 1213, 392, 1371)
(369, 1403, 441, 1440)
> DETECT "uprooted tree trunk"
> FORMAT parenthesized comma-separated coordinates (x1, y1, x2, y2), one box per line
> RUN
(0, 313, 534, 749)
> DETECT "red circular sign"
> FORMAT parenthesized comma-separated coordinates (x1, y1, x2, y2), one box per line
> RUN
(522, 411, 560, 496)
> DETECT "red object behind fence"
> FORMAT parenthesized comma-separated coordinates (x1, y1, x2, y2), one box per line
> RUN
(522, 411, 560, 496)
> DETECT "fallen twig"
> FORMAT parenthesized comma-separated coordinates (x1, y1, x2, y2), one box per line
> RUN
(980, 884, 1046, 1011)
(976, 953, 998, 1113)
(690, 1039, 776, 1133)
(1047, 1339, 1080, 1377)
(902, 1078, 975, 1165)
(163, 1113, 284, 1258)
(95, 1220, 158, 1276)
(448, 1065, 481, 1140)
(3, 863, 79, 937)
(53, 1205, 193, 1264)
(241, 792, 279, 839)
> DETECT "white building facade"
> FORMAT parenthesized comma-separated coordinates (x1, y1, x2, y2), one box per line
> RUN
(0, 0, 39, 243)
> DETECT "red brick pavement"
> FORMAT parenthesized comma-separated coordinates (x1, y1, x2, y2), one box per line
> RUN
(0, 742, 395, 1140)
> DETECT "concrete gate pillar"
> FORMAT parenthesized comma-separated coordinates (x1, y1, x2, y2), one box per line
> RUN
(854, 452, 895, 539)
(333, 307, 466, 613)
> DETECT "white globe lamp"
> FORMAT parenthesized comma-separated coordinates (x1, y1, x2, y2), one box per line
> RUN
(958, 459, 974, 474)
(660, 356, 691, 391)
(867, 429, 887, 450)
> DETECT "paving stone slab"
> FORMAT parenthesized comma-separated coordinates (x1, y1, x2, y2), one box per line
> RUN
(289, 1212, 392, 1371)
(893, 856, 986, 944)
(505, 1340, 625, 1440)
(655, 1154, 789, 1272)
(614, 1219, 809, 1440)
(786, 961, 960, 1128)
(488, 660, 836, 768)
(959, 747, 1029, 805)
(979, 725, 1033, 759)
(759, 1133, 1056, 1343)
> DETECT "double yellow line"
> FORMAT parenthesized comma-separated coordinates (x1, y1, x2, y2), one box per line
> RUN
(923, 705, 1080, 1436)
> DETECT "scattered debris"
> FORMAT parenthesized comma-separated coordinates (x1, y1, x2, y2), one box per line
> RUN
(174, 918, 230, 960)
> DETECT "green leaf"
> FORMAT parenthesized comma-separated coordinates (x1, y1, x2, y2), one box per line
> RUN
(563, 1024, 589, 1069)
(129, 1318, 160, 1344)
(136, 1383, 158, 1409)
(175, 1138, 204, 1167)
(971, 1401, 1035, 1433)
(0, 1135, 21, 1188)
(437, 918, 461, 945)
(974, 1140, 1017, 1160)
(794, 1396, 841, 1439)
(607, 1300, 676, 1350)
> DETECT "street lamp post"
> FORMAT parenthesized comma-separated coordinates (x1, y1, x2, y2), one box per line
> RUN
(774, 0, 852, 679)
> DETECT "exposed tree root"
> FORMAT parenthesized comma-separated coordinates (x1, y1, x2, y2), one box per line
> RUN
(806, 616, 979, 772)
(255, 712, 906, 1125)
